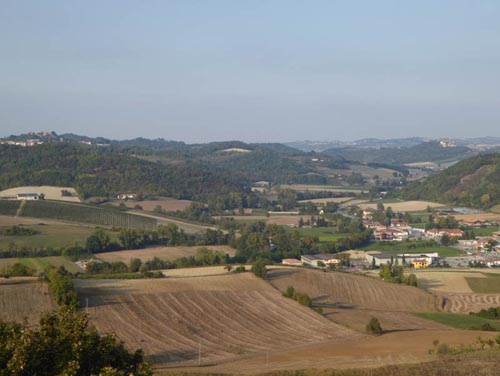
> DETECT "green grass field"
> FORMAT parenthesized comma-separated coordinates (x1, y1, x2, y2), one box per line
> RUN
(360, 241, 463, 257)
(0, 256, 81, 274)
(415, 312, 500, 331)
(0, 223, 117, 250)
(466, 274, 500, 293)
(284, 227, 351, 242)
(470, 226, 500, 237)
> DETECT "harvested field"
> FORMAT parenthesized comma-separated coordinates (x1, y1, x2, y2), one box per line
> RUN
(115, 198, 193, 212)
(267, 268, 438, 332)
(358, 200, 444, 212)
(75, 273, 360, 368)
(439, 292, 500, 314)
(95, 245, 236, 264)
(414, 270, 487, 293)
(0, 278, 55, 325)
(0, 186, 80, 202)
(453, 212, 500, 222)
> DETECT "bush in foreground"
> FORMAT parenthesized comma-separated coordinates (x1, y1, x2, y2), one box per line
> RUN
(0, 307, 152, 376)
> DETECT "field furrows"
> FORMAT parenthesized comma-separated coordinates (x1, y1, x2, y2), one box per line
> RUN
(0, 280, 55, 325)
(268, 269, 437, 312)
(79, 286, 359, 367)
(440, 293, 500, 314)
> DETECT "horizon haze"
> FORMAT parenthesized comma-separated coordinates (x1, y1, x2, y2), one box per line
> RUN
(1, 1, 500, 142)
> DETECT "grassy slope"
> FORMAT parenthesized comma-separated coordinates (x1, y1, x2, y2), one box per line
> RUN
(415, 312, 500, 331)
(466, 273, 500, 293)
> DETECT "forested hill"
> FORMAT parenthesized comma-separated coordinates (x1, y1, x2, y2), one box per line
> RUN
(324, 141, 472, 165)
(0, 144, 245, 200)
(401, 153, 500, 209)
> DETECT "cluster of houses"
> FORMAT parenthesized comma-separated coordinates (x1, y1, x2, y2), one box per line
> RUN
(282, 252, 440, 269)
(0, 139, 44, 147)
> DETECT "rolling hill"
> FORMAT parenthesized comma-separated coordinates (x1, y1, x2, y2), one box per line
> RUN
(324, 141, 473, 165)
(401, 153, 500, 208)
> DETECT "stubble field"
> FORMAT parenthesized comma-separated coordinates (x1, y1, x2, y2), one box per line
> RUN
(74, 272, 360, 368)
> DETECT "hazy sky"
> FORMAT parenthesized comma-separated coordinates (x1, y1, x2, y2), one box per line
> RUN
(1, 1, 499, 142)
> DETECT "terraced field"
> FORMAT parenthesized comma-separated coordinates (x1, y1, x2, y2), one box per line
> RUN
(74, 273, 360, 367)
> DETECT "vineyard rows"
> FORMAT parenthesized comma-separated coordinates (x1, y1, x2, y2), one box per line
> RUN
(20, 200, 157, 229)
(0, 200, 21, 216)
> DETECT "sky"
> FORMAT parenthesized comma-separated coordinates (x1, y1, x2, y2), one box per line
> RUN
(1, 1, 499, 143)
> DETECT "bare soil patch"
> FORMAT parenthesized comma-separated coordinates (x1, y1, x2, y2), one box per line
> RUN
(439, 292, 500, 314)
(453, 212, 500, 222)
(279, 184, 363, 193)
(95, 245, 236, 264)
(298, 197, 354, 204)
(0, 186, 80, 202)
(165, 329, 495, 374)
(414, 270, 487, 293)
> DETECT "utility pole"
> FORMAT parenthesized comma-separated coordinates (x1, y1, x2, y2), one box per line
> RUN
(198, 340, 201, 366)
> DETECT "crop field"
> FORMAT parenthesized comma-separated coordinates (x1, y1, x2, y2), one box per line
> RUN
(297, 197, 355, 205)
(466, 273, 500, 293)
(0, 186, 80, 202)
(360, 242, 462, 257)
(229, 215, 312, 227)
(358, 200, 445, 212)
(439, 292, 500, 314)
(20, 200, 157, 229)
(0, 256, 81, 274)
(414, 270, 486, 293)
(414, 312, 500, 331)
(267, 268, 439, 332)
(74, 273, 360, 368)
(453, 212, 500, 222)
(0, 278, 55, 325)
(284, 226, 351, 242)
(0, 200, 21, 216)
(115, 197, 193, 212)
(279, 184, 365, 193)
(0, 222, 113, 250)
(95, 245, 236, 263)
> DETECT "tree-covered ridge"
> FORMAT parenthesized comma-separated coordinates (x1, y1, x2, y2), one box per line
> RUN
(401, 153, 500, 208)
(0, 144, 245, 200)
(324, 141, 472, 165)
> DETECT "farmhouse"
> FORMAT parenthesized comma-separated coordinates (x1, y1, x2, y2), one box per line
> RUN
(373, 228, 408, 241)
(117, 193, 137, 200)
(365, 252, 438, 267)
(412, 258, 429, 269)
(282, 258, 303, 266)
(16, 193, 40, 200)
(426, 228, 464, 239)
(390, 219, 407, 228)
(301, 254, 341, 267)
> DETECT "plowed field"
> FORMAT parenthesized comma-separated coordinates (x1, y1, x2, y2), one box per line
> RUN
(0, 278, 55, 325)
(74, 273, 361, 367)
(267, 268, 441, 332)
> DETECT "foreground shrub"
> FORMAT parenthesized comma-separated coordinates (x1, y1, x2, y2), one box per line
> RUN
(366, 317, 383, 335)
